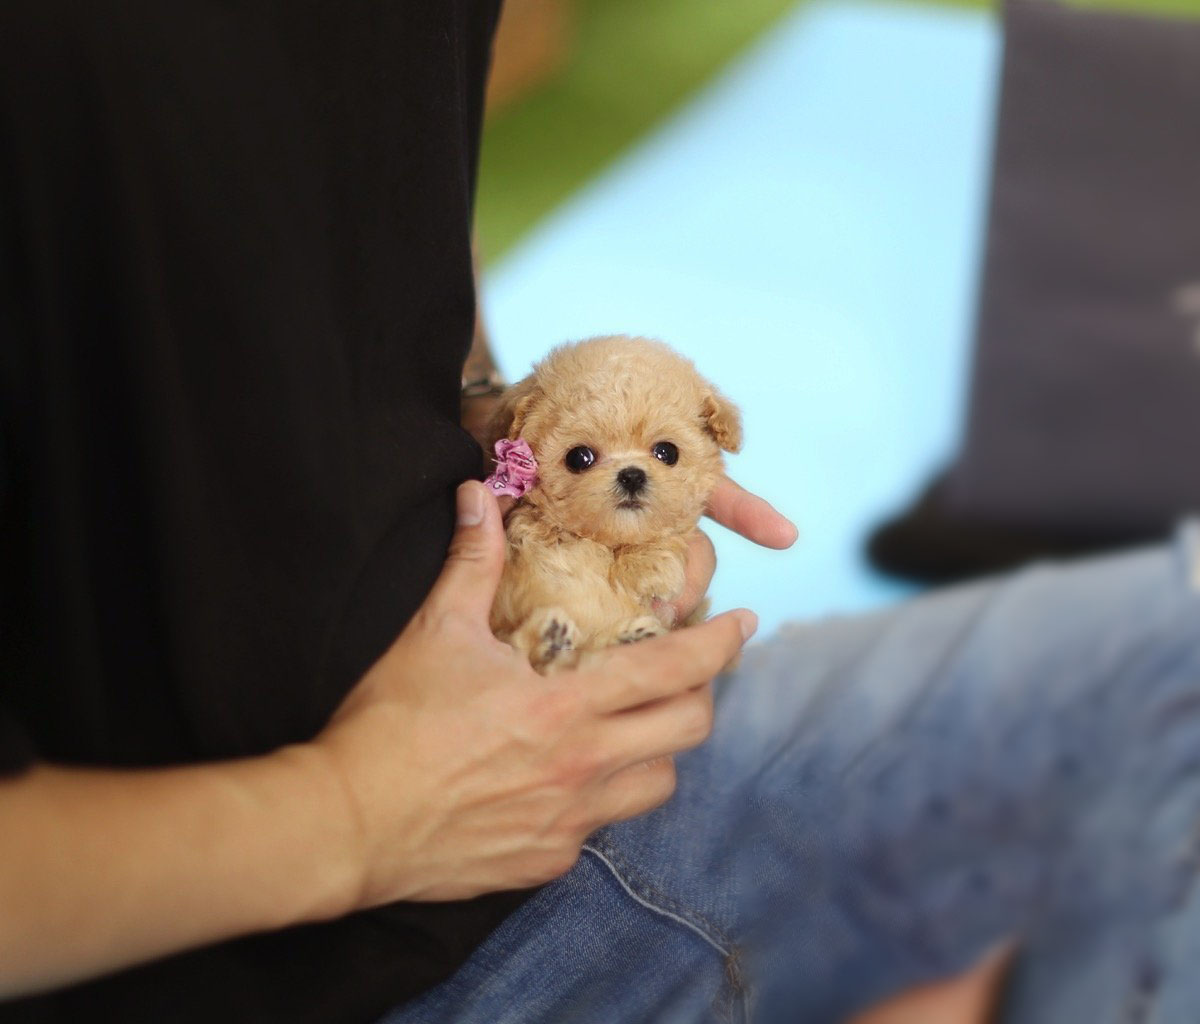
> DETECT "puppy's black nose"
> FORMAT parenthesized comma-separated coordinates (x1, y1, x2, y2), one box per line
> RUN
(616, 466, 647, 495)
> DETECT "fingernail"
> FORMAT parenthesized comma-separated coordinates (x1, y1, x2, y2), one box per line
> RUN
(457, 482, 484, 526)
(738, 611, 758, 642)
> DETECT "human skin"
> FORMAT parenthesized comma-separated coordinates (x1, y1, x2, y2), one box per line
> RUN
(463, 316, 999, 1021)
(0, 466, 1000, 1020)
(846, 946, 1015, 1024)
(0, 482, 762, 998)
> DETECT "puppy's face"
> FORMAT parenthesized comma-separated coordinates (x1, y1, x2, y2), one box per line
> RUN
(489, 337, 741, 547)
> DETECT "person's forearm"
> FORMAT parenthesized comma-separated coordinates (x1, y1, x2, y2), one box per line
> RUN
(0, 745, 359, 998)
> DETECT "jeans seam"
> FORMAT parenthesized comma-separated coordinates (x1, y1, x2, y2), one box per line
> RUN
(580, 842, 735, 957)
(580, 844, 752, 1024)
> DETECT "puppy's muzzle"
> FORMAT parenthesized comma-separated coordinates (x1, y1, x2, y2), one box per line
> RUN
(616, 466, 647, 496)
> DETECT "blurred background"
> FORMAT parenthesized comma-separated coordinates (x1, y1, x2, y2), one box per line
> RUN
(477, 0, 1200, 636)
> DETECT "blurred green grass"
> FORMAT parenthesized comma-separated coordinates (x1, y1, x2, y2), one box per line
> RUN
(476, 0, 796, 264)
(476, 0, 1200, 265)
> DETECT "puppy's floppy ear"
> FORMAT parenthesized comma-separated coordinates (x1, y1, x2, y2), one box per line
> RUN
(484, 375, 540, 450)
(700, 388, 742, 453)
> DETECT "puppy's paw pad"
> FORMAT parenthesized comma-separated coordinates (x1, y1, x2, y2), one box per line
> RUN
(616, 617, 666, 645)
(529, 609, 581, 671)
(540, 617, 577, 655)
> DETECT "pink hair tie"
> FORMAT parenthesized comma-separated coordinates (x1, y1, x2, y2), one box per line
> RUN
(485, 438, 539, 498)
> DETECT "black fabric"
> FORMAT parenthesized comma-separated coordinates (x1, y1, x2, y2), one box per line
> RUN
(869, 0, 1200, 584)
(0, 2, 529, 1021)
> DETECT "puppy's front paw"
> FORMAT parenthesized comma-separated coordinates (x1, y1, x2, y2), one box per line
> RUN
(614, 615, 667, 646)
(538, 615, 577, 659)
(613, 544, 688, 610)
(512, 607, 581, 674)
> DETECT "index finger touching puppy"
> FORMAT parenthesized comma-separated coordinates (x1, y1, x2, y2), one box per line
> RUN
(654, 529, 717, 628)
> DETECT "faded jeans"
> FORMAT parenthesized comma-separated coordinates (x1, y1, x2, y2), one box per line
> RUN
(381, 524, 1200, 1023)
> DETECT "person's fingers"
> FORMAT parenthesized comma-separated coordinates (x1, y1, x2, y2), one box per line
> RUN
(590, 756, 678, 826)
(655, 531, 716, 627)
(598, 684, 714, 771)
(587, 610, 756, 713)
(422, 482, 507, 625)
(496, 494, 516, 520)
(845, 942, 1016, 1024)
(705, 476, 798, 550)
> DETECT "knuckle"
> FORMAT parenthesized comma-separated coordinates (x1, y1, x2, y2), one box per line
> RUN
(549, 743, 601, 789)
(693, 623, 739, 677)
(675, 641, 716, 686)
(592, 643, 636, 677)
(694, 529, 716, 565)
(650, 754, 677, 789)
(541, 845, 582, 882)
(658, 758, 678, 799)
(600, 758, 678, 824)
(682, 693, 714, 746)
(641, 757, 678, 808)
(558, 803, 599, 842)
(670, 705, 704, 750)
(412, 603, 470, 641)
(590, 652, 645, 702)
(532, 685, 586, 737)
(445, 537, 493, 566)
(519, 842, 581, 887)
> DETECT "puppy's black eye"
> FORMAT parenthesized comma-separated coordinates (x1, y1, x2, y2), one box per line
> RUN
(564, 445, 596, 473)
(651, 441, 679, 466)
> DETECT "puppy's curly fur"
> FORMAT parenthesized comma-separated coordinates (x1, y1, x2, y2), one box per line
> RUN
(487, 336, 741, 673)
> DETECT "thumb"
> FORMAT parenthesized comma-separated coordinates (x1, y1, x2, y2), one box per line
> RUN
(424, 481, 507, 625)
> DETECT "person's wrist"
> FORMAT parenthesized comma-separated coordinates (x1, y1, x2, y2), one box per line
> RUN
(461, 392, 506, 465)
(267, 741, 371, 923)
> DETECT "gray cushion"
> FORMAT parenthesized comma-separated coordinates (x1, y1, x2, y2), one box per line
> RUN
(870, 0, 1200, 581)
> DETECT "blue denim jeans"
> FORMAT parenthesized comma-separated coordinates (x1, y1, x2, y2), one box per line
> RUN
(381, 524, 1200, 1024)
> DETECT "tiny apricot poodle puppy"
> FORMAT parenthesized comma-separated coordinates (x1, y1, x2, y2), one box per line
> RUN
(485, 335, 742, 673)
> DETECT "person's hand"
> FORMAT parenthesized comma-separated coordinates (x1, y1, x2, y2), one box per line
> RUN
(846, 944, 1015, 1024)
(311, 482, 757, 910)
(661, 476, 798, 626)
(668, 476, 797, 623)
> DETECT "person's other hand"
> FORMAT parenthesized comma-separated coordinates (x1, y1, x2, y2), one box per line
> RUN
(311, 482, 757, 911)
(660, 476, 797, 626)
(846, 944, 1015, 1024)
